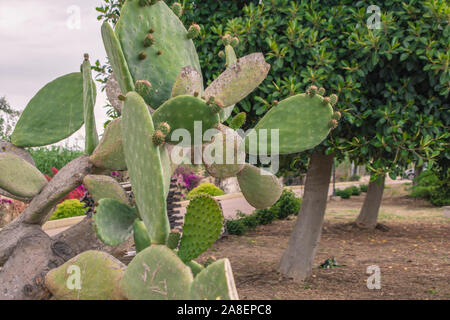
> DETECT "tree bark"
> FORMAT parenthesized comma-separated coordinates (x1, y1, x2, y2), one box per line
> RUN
(355, 175, 385, 229)
(278, 151, 334, 282)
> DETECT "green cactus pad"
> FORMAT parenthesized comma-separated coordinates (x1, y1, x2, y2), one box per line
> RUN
(133, 219, 152, 253)
(245, 93, 334, 155)
(11, 73, 87, 147)
(82, 57, 99, 155)
(229, 112, 246, 130)
(219, 45, 238, 122)
(0, 153, 47, 198)
(45, 250, 126, 300)
(153, 95, 220, 147)
(237, 164, 283, 209)
(122, 92, 169, 245)
(101, 22, 135, 94)
(160, 146, 172, 197)
(116, 1, 201, 108)
(90, 118, 127, 171)
(178, 194, 223, 263)
(186, 260, 204, 277)
(203, 125, 245, 179)
(204, 53, 270, 108)
(171, 66, 203, 98)
(0, 141, 35, 166)
(190, 258, 239, 300)
(93, 198, 138, 246)
(121, 245, 193, 300)
(167, 230, 181, 250)
(83, 175, 128, 204)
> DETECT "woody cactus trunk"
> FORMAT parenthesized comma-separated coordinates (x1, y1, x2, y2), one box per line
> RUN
(0, 0, 340, 300)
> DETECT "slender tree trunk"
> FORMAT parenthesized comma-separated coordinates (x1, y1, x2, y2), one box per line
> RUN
(278, 151, 334, 282)
(355, 175, 385, 229)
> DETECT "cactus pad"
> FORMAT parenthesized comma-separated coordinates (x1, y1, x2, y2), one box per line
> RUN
(186, 260, 204, 277)
(93, 198, 138, 246)
(245, 93, 334, 155)
(237, 164, 283, 209)
(190, 258, 239, 300)
(203, 125, 245, 179)
(0, 141, 35, 166)
(45, 250, 126, 300)
(90, 118, 127, 171)
(171, 66, 203, 98)
(219, 45, 238, 122)
(178, 194, 223, 263)
(83, 175, 128, 204)
(167, 230, 181, 250)
(152, 95, 220, 147)
(101, 22, 134, 94)
(121, 245, 193, 300)
(11, 73, 86, 147)
(204, 53, 270, 108)
(133, 219, 152, 253)
(116, 1, 201, 108)
(122, 92, 169, 244)
(82, 57, 99, 155)
(0, 153, 47, 198)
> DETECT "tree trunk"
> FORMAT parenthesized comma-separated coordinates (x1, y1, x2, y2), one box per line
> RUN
(278, 151, 334, 282)
(355, 175, 385, 229)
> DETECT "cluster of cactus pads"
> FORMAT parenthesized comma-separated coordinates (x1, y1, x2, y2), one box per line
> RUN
(1, 0, 341, 300)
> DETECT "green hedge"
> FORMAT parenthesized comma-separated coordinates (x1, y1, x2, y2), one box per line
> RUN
(49, 199, 87, 221)
(410, 170, 450, 207)
(186, 183, 225, 200)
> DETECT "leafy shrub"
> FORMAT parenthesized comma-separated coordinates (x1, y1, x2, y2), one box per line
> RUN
(359, 184, 369, 193)
(29, 146, 83, 176)
(226, 219, 246, 236)
(254, 208, 277, 225)
(49, 199, 86, 221)
(348, 186, 361, 196)
(236, 210, 258, 229)
(410, 171, 450, 207)
(336, 188, 352, 199)
(272, 189, 302, 219)
(187, 183, 225, 200)
(349, 175, 361, 182)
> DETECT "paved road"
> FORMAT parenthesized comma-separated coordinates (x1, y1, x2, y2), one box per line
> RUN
(45, 179, 410, 236)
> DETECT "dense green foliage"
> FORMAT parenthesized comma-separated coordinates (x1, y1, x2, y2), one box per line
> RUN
(409, 170, 450, 206)
(49, 199, 86, 221)
(0, 97, 20, 141)
(359, 184, 369, 193)
(186, 183, 225, 200)
(226, 188, 302, 235)
(28, 146, 84, 176)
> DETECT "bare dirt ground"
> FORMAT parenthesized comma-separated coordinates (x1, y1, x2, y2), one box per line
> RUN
(197, 184, 450, 300)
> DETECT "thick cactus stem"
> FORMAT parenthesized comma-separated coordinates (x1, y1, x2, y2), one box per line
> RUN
(156, 122, 171, 135)
(187, 24, 201, 39)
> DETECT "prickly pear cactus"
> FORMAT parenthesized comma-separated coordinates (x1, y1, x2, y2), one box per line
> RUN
(133, 219, 152, 253)
(45, 251, 126, 300)
(120, 245, 193, 300)
(178, 194, 223, 263)
(83, 175, 129, 204)
(0, 153, 47, 198)
(11, 73, 87, 147)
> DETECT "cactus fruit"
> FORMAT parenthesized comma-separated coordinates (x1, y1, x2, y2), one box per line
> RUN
(222, 34, 232, 46)
(152, 130, 166, 146)
(229, 112, 247, 130)
(187, 24, 201, 39)
(101, 22, 135, 95)
(45, 251, 126, 300)
(167, 229, 181, 250)
(90, 118, 127, 171)
(177, 194, 223, 263)
(172, 2, 183, 17)
(203, 125, 245, 179)
(245, 92, 335, 155)
(329, 94, 338, 106)
(218, 51, 225, 59)
(135, 80, 152, 99)
(133, 219, 152, 253)
(236, 164, 283, 209)
(230, 37, 239, 48)
(0, 153, 47, 198)
(152, 95, 220, 147)
(115, 0, 201, 108)
(332, 111, 342, 121)
(83, 175, 129, 204)
(189, 259, 239, 300)
(204, 53, 270, 108)
(82, 55, 99, 155)
(171, 66, 203, 98)
(122, 92, 169, 245)
(120, 245, 193, 300)
(318, 87, 326, 96)
(11, 73, 86, 147)
(93, 198, 138, 246)
(186, 260, 204, 277)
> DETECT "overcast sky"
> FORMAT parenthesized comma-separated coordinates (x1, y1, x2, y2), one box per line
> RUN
(0, 0, 109, 148)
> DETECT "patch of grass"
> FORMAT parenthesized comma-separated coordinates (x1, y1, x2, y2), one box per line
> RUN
(29, 146, 83, 176)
